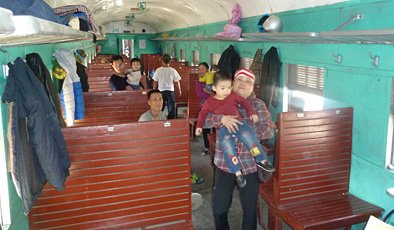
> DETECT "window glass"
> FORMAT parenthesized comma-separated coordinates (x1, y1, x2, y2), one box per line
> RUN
(192, 50, 200, 66)
(180, 49, 185, 62)
(287, 64, 325, 111)
(210, 53, 221, 66)
(240, 57, 253, 69)
(387, 78, 394, 170)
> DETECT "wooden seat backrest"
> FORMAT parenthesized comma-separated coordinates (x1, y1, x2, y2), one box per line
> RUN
(187, 73, 201, 119)
(141, 54, 162, 76)
(29, 119, 192, 230)
(74, 91, 149, 126)
(86, 68, 113, 92)
(274, 107, 353, 205)
(172, 65, 198, 104)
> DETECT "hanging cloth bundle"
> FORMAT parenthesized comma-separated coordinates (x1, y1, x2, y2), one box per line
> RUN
(260, 47, 281, 109)
(54, 5, 98, 33)
(2, 58, 70, 214)
(26, 53, 66, 127)
(54, 49, 85, 126)
(218, 45, 240, 78)
(74, 49, 89, 92)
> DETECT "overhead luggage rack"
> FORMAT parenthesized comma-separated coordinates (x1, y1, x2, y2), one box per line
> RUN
(241, 32, 320, 43)
(0, 15, 93, 47)
(242, 29, 394, 44)
(152, 30, 394, 44)
(151, 35, 260, 42)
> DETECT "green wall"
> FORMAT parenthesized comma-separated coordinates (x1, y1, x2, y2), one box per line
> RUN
(0, 40, 94, 230)
(97, 33, 158, 57)
(2, 0, 394, 229)
(153, 0, 394, 228)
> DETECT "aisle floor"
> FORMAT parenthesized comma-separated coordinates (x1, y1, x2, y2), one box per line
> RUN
(190, 137, 266, 230)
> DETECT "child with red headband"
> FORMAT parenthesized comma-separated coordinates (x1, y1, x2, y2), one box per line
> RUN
(195, 69, 275, 188)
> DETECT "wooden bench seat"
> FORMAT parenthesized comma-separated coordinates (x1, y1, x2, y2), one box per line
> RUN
(86, 68, 114, 92)
(260, 107, 384, 230)
(29, 119, 194, 230)
(74, 91, 149, 126)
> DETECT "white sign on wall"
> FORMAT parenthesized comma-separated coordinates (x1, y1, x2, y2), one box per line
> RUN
(139, 39, 146, 49)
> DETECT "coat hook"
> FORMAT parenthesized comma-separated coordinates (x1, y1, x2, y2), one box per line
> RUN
(332, 53, 342, 64)
(369, 52, 379, 67)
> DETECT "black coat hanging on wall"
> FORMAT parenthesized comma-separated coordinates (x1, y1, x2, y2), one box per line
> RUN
(260, 47, 281, 109)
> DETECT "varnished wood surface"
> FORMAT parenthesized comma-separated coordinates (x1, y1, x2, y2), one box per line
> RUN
(29, 119, 194, 230)
(74, 91, 149, 127)
(259, 108, 383, 230)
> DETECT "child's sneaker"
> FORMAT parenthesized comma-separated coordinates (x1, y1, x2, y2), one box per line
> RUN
(236, 175, 246, 188)
(257, 161, 275, 173)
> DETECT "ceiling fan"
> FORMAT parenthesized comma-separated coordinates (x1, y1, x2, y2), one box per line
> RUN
(125, 2, 146, 26)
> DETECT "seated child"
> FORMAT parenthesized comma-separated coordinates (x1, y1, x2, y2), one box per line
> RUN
(195, 70, 275, 188)
(126, 57, 145, 90)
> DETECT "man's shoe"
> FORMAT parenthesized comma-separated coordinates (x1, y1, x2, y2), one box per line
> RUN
(257, 161, 275, 173)
(236, 175, 246, 188)
(191, 173, 205, 185)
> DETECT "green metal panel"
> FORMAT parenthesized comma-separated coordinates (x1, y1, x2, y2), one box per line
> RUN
(0, 40, 93, 230)
(97, 33, 158, 56)
(152, 0, 394, 224)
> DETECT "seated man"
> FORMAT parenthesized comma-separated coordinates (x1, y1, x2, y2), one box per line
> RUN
(138, 89, 167, 122)
(109, 55, 131, 91)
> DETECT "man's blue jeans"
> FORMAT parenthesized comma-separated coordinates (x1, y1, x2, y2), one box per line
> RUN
(161, 90, 175, 119)
(218, 122, 267, 173)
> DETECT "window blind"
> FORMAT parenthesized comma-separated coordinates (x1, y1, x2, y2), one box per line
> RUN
(288, 64, 325, 95)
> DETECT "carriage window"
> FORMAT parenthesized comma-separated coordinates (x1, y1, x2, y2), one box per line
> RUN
(211, 53, 221, 66)
(387, 79, 394, 171)
(0, 93, 11, 228)
(192, 50, 200, 66)
(240, 57, 253, 69)
(286, 64, 325, 111)
(179, 49, 185, 62)
(170, 43, 176, 59)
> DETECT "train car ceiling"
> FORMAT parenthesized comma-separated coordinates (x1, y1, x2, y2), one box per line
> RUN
(43, 0, 348, 33)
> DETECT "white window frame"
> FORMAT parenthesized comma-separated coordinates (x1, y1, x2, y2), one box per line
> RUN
(179, 49, 185, 62)
(0, 102, 11, 230)
(240, 57, 253, 69)
(386, 78, 394, 172)
(285, 64, 325, 112)
(210, 53, 221, 66)
(192, 50, 200, 66)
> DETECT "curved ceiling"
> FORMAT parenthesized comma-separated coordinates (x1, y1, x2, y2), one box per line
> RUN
(44, 0, 348, 32)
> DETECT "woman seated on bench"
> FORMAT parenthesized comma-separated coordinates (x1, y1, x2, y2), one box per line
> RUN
(205, 68, 276, 230)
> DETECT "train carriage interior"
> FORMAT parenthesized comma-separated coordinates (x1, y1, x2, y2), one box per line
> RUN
(1, 0, 394, 229)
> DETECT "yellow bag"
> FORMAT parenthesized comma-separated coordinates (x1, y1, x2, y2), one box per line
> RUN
(52, 59, 66, 80)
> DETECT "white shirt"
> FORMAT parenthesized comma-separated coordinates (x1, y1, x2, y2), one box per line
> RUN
(152, 66, 181, 91)
(126, 70, 142, 85)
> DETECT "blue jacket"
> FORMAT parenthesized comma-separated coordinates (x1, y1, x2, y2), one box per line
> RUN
(2, 58, 70, 214)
